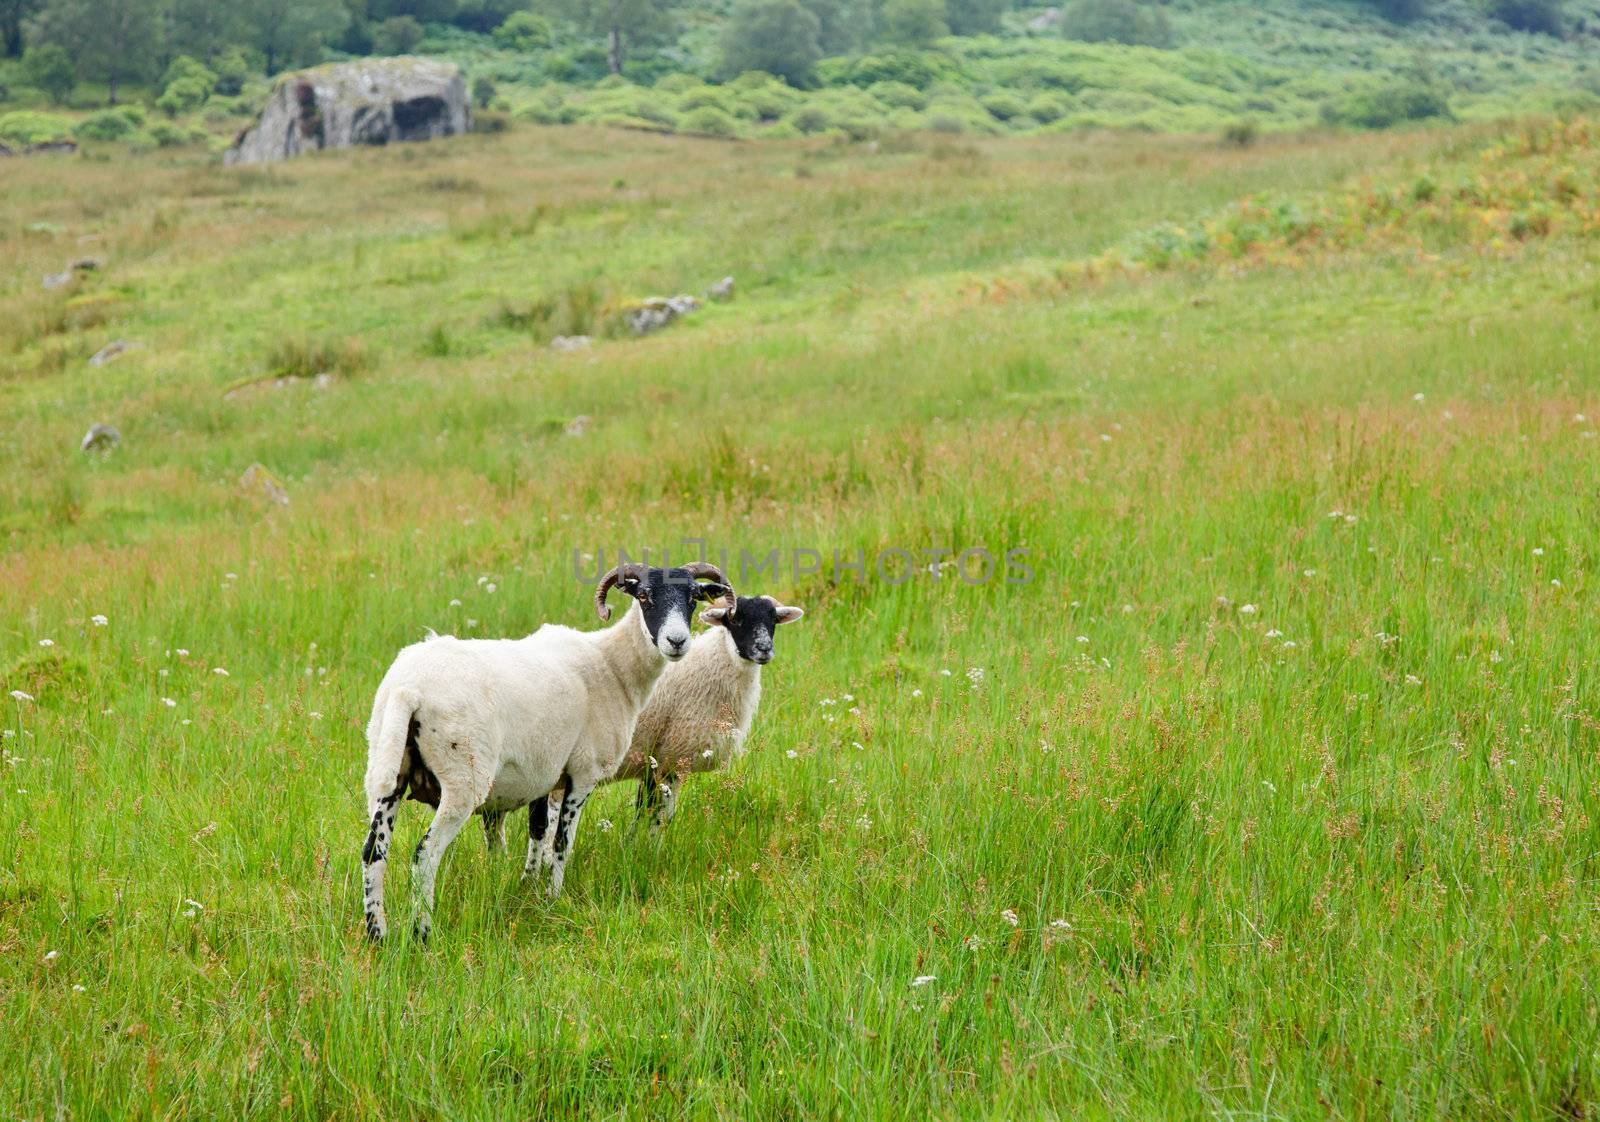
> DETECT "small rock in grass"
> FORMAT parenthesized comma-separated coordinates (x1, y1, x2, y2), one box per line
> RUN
(79, 423, 121, 454)
(550, 335, 592, 353)
(240, 463, 290, 507)
(705, 275, 734, 301)
(43, 270, 74, 291)
(564, 414, 592, 438)
(88, 340, 135, 367)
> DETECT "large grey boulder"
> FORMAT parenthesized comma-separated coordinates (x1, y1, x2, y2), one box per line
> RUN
(225, 57, 470, 166)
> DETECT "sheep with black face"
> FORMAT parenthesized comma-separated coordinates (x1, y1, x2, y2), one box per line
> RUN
(528, 594, 804, 849)
(360, 562, 732, 941)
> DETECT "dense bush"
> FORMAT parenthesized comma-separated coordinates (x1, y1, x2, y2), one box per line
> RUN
(819, 49, 958, 90)
(981, 91, 1028, 119)
(0, 110, 73, 145)
(880, 0, 949, 47)
(494, 11, 554, 51)
(679, 105, 739, 136)
(75, 107, 147, 141)
(868, 80, 928, 109)
(1026, 91, 1074, 121)
(718, 0, 823, 85)
(213, 50, 252, 97)
(786, 103, 834, 133)
(1322, 79, 1451, 127)
(373, 16, 425, 55)
(472, 74, 498, 108)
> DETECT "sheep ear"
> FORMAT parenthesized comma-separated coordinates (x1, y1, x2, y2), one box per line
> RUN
(774, 605, 805, 625)
(700, 607, 729, 627)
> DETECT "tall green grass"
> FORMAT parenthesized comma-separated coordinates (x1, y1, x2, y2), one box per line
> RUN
(1, 119, 1598, 1117)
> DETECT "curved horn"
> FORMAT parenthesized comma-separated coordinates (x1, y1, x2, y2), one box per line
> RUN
(681, 561, 734, 608)
(593, 562, 648, 622)
(680, 561, 728, 585)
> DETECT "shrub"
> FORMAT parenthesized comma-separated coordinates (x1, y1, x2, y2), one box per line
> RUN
(1322, 80, 1451, 127)
(736, 80, 798, 121)
(160, 56, 217, 98)
(213, 50, 252, 97)
(472, 110, 511, 133)
(1026, 92, 1074, 122)
(494, 11, 554, 51)
(0, 110, 73, 145)
(676, 86, 733, 114)
(868, 80, 928, 109)
(373, 15, 425, 55)
(679, 105, 740, 137)
(821, 50, 956, 90)
(786, 103, 834, 133)
(472, 75, 497, 109)
(148, 121, 196, 147)
(1370, 0, 1430, 20)
(157, 76, 211, 117)
(981, 91, 1027, 120)
(75, 107, 147, 142)
(1489, 0, 1566, 35)
(21, 44, 74, 105)
(1062, 0, 1174, 47)
(1222, 118, 1258, 147)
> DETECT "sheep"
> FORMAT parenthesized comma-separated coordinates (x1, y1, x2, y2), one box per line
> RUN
(527, 594, 804, 855)
(360, 561, 733, 942)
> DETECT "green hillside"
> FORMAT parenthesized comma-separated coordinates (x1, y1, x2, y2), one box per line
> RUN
(2, 0, 1599, 147)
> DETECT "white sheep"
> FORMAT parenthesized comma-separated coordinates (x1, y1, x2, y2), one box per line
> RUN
(360, 561, 732, 941)
(529, 594, 804, 853)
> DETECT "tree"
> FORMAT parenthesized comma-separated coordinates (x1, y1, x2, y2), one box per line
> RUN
(1061, 0, 1172, 46)
(945, 0, 1006, 35)
(239, 0, 350, 72)
(452, 0, 526, 33)
(164, 0, 244, 62)
(719, 0, 821, 84)
(1, 0, 41, 57)
(879, 0, 948, 47)
(21, 41, 71, 100)
(803, 0, 871, 54)
(27, 0, 161, 104)
(1369, 0, 1429, 21)
(1490, 0, 1565, 35)
(494, 9, 552, 49)
(372, 13, 424, 52)
(539, 0, 679, 75)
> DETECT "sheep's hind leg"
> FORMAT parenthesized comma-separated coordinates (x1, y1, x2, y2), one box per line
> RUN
(362, 789, 403, 941)
(411, 788, 475, 944)
(548, 780, 595, 899)
(482, 810, 506, 855)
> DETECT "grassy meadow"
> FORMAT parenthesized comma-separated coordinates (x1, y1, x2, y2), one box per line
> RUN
(3, 116, 1600, 1117)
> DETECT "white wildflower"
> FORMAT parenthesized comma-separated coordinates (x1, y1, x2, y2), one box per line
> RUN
(1048, 919, 1071, 931)
(449, 598, 462, 607)
(842, 693, 854, 702)
(1405, 674, 1422, 685)
(963, 934, 981, 951)
(44, 950, 59, 962)
(856, 815, 871, 830)
(702, 749, 714, 759)
(91, 615, 108, 627)
(786, 750, 798, 759)
(852, 741, 864, 751)
(1000, 908, 1019, 927)
(597, 818, 614, 833)
(1532, 547, 1545, 557)
(1264, 629, 1282, 639)
(911, 689, 922, 698)
(1302, 569, 1316, 578)
(910, 975, 936, 988)
(175, 649, 189, 657)
(1239, 604, 1257, 615)
(9, 690, 34, 702)
(37, 639, 54, 648)
(1412, 392, 1425, 402)
(161, 698, 176, 708)
(309, 712, 323, 720)
(485, 583, 497, 594)
(212, 667, 229, 677)
(1282, 641, 1297, 649)
(939, 669, 952, 677)
(72, 984, 86, 993)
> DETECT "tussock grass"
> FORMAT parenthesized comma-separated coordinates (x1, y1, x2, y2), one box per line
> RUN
(0, 119, 1598, 1118)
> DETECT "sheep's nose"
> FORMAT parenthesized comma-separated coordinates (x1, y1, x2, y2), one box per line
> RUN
(752, 646, 772, 664)
(664, 634, 688, 656)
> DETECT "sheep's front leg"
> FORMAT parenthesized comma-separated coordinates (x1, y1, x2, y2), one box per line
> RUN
(523, 793, 557, 881)
(411, 790, 474, 943)
(548, 780, 594, 899)
(482, 810, 506, 855)
(650, 772, 679, 834)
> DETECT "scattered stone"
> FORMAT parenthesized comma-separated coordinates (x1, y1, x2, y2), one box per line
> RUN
(705, 275, 735, 301)
(564, 415, 592, 438)
(0, 142, 13, 158)
(624, 294, 700, 336)
(240, 463, 290, 507)
(1027, 6, 1062, 30)
(88, 340, 135, 367)
(312, 372, 336, 388)
(70, 258, 102, 273)
(226, 57, 471, 165)
(3, 141, 78, 157)
(550, 334, 593, 352)
(79, 424, 121, 454)
(42, 270, 74, 291)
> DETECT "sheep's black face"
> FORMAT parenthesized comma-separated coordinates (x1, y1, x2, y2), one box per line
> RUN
(619, 567, 733, 661)
(703, 595, 804, 665)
